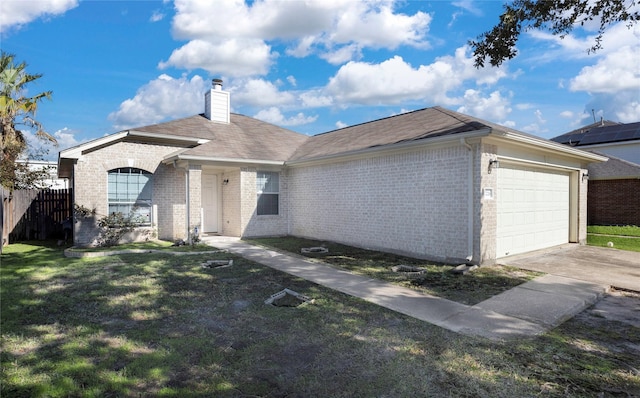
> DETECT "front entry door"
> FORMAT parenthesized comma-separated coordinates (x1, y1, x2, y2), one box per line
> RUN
(201, 173, 218, 233)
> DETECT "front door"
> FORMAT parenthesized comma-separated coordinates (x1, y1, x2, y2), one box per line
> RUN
(201, 173, 218, 233)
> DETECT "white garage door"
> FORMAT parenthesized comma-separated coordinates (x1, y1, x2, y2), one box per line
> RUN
(496, 164, 570, 257)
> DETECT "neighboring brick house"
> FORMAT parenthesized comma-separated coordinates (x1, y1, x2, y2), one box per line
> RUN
(551, 121, 640, 226)
(59, 81, 605, 264)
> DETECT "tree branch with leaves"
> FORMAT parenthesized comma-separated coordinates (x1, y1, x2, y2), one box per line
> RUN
(1, 52, 57, 190)
(470, 0, 640, 67)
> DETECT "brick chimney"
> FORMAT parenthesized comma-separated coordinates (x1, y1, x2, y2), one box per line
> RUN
(204, 78, 230, 124)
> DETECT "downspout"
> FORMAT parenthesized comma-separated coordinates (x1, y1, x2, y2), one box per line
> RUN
(460, 138, 474, 264)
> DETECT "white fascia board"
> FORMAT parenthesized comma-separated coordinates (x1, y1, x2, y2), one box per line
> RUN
(491, 131, 609, 162)
(128, 130, 210, 144)
(59, 131, 128, 159)
(59, 130, 209, 160)
(162, 154, 284, 166)
(286, 128, 492, 167)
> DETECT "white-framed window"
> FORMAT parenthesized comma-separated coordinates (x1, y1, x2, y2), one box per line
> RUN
(257, 171, 279, 215)
(107, 167, 153, 225)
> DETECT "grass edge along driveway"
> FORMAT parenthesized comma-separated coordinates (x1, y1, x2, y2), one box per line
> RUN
(587, 225, 640, 252)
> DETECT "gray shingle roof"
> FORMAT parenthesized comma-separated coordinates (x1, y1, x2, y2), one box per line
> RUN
(587, 151, 640, 179)
(134, 113, 309, 162)
(289, 106, 505, 161)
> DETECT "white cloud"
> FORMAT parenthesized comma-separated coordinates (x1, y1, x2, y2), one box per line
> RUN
(159, 39, 273, 77)
(568, 42, 640, 124)
(324, 47, 509, 107)
(253, 107, 317, 126)
(231, 79, 295, 107)
(527, 21, 640, 61)
(0, 0, 78, 33)
(457, 89, 512, 121)
(570, 46, 640, 93)
(320, 44, 362, 66)
(286, 75, 297, 87)
(615, 100, 640, 123)
(165, 0, 433, 76)
(329, 2, 431, 49)
(150, 10, 164, 22)
(54, 127, 81, 150)
(452, 1, 483, 16)
(299, 91, 334, 108)
(581, 92, 640, 124)
(335, 120, 348, 129)
(559, 110, 574, 119)
(534, 109, 546, 124)
(516, 103, 533, 110)
(108, 74, 208, 130)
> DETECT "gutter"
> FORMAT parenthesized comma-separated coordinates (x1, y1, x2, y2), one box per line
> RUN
(495, 131, 609, 162)
(162, 154, 284, 167)
(286, 128, 492, 167)
(460, 138, 474, 264)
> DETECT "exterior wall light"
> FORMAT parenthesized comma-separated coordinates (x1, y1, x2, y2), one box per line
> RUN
(582, 172, 589, 182)
(488, 159, 500, 174)
(222, 179, 229, 185)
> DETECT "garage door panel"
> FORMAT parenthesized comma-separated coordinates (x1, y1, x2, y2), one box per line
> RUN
(497, 165, 570, 257)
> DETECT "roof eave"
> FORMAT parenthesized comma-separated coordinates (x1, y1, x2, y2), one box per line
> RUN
(286, 128, 492, 166)
(128, 130, 210, 145)
(162, 154, 285, 167)
(58, 130, 208, 161)
(490, 130, 609, 162)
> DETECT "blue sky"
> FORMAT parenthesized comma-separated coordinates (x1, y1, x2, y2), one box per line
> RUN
(2, 0, 639, 159)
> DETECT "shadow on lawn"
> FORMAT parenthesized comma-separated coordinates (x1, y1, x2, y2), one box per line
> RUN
(1, 241, 639, 397)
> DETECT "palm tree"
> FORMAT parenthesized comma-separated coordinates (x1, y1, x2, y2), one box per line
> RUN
(0, 52, 57, 190)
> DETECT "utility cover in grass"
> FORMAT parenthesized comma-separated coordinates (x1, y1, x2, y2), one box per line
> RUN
(265, 289, 314, 307)
(301, 247, 329, 254)
(202, 259, 233, 268)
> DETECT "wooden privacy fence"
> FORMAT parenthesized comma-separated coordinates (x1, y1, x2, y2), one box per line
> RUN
(1, 187, 73, 247)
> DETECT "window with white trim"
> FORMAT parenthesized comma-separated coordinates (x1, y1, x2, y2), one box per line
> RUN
(107, 167, 153, 225)
(257, 171, 279, 215)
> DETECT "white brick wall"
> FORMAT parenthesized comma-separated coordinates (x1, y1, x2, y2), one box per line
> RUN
(477, 143, 498, 264)
(288, 144, 471, 263)
(73, 141, 186, 246)
(221, 170, 241, 236)
(579, 168, 588, 244)
(241, 168, 290, 237)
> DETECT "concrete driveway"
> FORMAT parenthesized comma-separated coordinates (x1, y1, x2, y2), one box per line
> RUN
(498, 244, 640, 292)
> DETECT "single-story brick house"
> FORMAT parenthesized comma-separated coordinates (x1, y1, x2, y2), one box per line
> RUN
(551, 121, 640, 226)
(58, 81, 606, 264)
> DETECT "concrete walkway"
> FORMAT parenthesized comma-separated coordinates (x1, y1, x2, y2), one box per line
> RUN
(202, 236, 606, 341)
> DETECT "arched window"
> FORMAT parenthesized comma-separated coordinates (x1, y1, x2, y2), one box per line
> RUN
(108, 167, 153, 225)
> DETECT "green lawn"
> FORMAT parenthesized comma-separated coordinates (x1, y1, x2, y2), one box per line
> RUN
(248, 236, 542, 305)
(1, 241, 639, 397)
(587, 225, 640, 237)
(587, 225, 640, 252)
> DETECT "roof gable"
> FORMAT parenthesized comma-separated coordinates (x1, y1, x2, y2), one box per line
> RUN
(177, 114, 309, 162)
